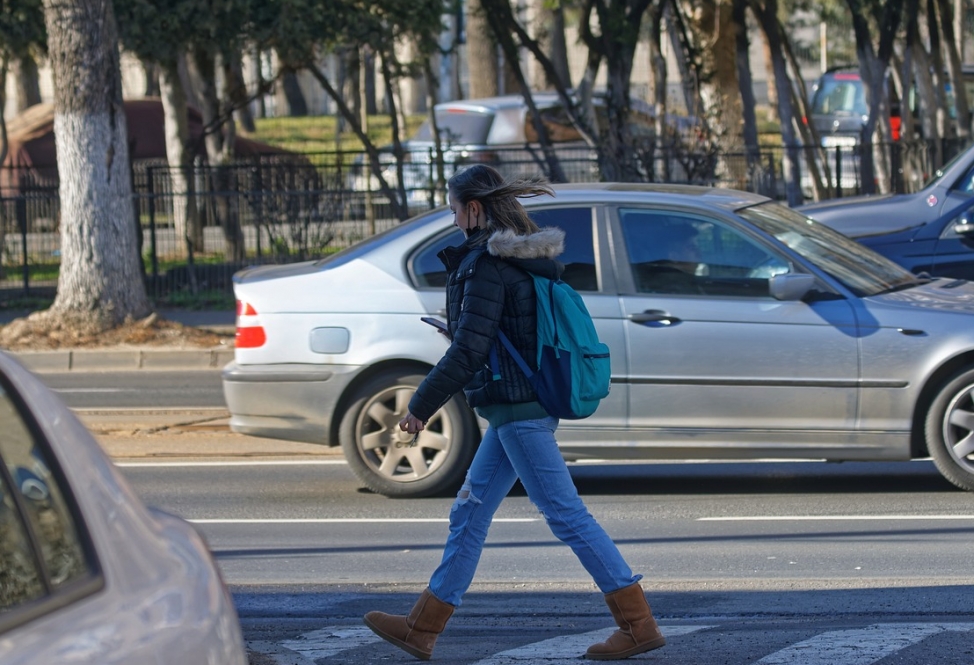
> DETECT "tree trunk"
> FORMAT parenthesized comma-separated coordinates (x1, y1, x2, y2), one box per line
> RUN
(715, 1, 743, 142)
(189, 47, 245, 263)
(344, 48, 361, 122)
(159, 58, 201, 257)
(761, 34, 778, 121)
(935, 0, 970, 138)
(481, 0, 569, 182)
(751, 0, 802, 205)
(596, 0, 654, 183)
(141, 57, 160, 97)
(926, 0, 951, 141)
(277, 68, 308, 117)
(226, 50, 256, 132)
(0, 58, 8, 280)
(665, 2, 699, 118)
(847, 0, 903, 195)
(646, 6, 668, 181)
(11, 55, 42, 111)
(42, 0, 151, 329)
(466, 0, 499, 98)
(531, 0, 571, 90)
(734, 1, 763, 193)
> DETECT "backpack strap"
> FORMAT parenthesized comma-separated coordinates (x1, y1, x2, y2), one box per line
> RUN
(489, 330, 534, 382)
(487, 270, 551, 383)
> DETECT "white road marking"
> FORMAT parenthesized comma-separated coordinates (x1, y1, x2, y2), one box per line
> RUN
(470, 625, 712, 664)
(278, 626, 380, 660)
(115, 460, 346, 467)
(56, 388, 127, 393)
(190, 517, 538, 524)
(699, 515, 974, 521)
(248, 622, 974, 663)
(753, 623, 974, 664)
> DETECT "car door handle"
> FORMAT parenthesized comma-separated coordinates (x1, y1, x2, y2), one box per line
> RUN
(629, 310, 681, 325)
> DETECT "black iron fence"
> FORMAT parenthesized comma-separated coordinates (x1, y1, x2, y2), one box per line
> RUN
(0, 136, 969, 302)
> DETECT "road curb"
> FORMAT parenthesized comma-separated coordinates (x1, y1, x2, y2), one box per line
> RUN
(9, 348, 234, 372)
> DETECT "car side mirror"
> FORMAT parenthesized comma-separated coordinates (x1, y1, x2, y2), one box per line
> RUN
(952, 214, 974, 236)
(770, 273, 816, 301)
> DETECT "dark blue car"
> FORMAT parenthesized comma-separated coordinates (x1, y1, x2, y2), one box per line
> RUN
(798, 143, 974, 279)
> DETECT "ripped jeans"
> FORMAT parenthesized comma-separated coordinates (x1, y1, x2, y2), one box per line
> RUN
(428, 416, 641, 606)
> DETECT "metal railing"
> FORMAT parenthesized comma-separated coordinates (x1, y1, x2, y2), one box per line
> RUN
(0, 136, 968, 301)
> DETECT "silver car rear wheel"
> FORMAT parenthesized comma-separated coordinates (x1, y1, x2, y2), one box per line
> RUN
(925, 367, 974, 491)
(339, 370, 477, 498)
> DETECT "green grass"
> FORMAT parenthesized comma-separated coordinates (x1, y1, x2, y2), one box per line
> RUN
(247, 114, 426, 154)
(2, 263, 60, 283)
(0, 295, 54, 311)
(155, 288, 235, 310)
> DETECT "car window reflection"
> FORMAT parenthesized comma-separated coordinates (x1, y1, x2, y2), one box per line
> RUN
(620, 209, 785, 297)
(0, 388, 91, 611)
(0, 468, 45, 611)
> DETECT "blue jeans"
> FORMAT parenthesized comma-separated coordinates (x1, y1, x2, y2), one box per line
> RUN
(428, 416, 641, 606)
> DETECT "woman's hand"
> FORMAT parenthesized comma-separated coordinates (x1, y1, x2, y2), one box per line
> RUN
(399, 412, 426, 434)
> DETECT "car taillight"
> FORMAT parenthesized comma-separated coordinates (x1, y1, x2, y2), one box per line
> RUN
(235, 300, 265, 348)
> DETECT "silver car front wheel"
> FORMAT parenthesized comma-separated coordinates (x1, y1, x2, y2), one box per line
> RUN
(925, 367, 974, 491)
(339, 370, 477, 498)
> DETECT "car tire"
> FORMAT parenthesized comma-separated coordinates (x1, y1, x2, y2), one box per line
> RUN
(924, 367, 974, 491)
(339, 369, 478, 498)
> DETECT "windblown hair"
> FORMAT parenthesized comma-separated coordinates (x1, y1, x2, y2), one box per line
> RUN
(447, 164, 553, 236)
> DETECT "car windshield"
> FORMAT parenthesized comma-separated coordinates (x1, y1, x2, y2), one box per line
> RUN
(811, 74, 868, 117)
(738, 202, 922, 297)
(923, 144, 974, 191)
(412, 110, 493, 145)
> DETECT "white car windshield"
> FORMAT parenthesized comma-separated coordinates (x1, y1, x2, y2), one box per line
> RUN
(739, 202, 923, 297)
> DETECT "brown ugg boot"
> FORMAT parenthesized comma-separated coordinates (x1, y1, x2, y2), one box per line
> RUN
(364, 588, 455, 660)
(585, 582, 666, 660)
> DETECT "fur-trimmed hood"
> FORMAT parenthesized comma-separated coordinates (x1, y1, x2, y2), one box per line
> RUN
(486, 227, 565, 260)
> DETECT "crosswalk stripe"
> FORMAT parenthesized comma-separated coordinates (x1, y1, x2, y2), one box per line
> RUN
(753, 623, 974, 664)
(470, 625, 713, 664)
(248, 621, 974, 664)
(278, 626, 379, 660)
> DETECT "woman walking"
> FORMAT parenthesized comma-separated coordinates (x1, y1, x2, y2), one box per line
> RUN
(363, 164, 665, 661)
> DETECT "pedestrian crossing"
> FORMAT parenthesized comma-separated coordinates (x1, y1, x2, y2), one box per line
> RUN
(247, 621, 974, 664)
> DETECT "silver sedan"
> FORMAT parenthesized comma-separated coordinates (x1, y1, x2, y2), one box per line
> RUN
(224, 183, 974, 497)
(0, 352, 246, 663)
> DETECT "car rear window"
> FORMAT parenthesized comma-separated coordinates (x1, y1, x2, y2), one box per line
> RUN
(411, 206, 598, 291)
(412, 110, 494, 144)
(812, 73, 868, 117)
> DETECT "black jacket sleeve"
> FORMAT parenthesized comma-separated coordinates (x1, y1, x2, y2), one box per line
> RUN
(408, 256, 506, 422)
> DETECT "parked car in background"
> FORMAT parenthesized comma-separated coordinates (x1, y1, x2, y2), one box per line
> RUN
(0, 352, 246, 664)
(802, 65, 895, 194)
(348, 91, 693, 212)
(799, 140, 974, 280)
(225, 183, 974, 497)
(808, 66, 872, 147)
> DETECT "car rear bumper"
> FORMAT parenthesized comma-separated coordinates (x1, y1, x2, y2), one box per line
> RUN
(221, 361, 360, 445)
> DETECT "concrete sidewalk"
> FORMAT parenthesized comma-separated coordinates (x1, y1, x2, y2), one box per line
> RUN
(2, 308, 237, 372)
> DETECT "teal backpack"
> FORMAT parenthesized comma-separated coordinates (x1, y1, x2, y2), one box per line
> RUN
(490, 275, 611, 419)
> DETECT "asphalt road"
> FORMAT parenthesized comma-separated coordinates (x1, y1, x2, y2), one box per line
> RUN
(112, 454, 974, 665)
(55, 368, 974, 664)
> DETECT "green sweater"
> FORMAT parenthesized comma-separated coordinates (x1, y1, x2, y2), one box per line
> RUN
(475, 401, 549, 428)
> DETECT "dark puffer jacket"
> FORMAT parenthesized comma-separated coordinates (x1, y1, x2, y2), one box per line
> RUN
(408, 225, 565, 425)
